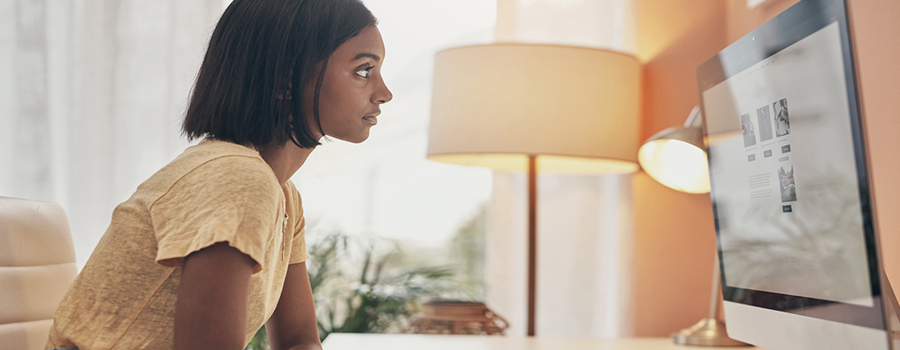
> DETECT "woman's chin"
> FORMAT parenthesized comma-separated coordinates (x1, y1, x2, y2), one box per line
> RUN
(331, 132, 370, 144)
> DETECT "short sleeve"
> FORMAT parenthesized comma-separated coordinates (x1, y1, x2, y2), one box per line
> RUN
(150, 156, 282, 274)
(285, 181, 310, 265)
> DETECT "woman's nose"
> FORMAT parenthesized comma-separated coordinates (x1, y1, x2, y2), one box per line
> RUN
(374, 77, 392, 104)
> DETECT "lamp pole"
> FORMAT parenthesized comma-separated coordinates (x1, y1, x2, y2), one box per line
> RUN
(527, 155, 537, 336)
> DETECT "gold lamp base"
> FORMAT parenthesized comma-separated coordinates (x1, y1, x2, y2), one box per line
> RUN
(671, 318, 750, 347)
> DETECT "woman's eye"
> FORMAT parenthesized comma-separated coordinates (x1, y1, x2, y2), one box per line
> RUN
(356, 66, 373, 78)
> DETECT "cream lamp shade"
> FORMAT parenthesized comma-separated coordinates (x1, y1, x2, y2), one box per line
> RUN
(426, 43, 641, 173)
(637, 106, 711, 193)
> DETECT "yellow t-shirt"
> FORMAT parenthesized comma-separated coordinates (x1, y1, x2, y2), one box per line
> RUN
(46, 140, 310, 350)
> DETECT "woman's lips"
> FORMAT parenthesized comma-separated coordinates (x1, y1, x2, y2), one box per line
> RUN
(362, 116, 377, 125)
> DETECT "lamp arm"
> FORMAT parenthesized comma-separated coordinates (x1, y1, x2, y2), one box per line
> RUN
(709, 254, 721, 320)
(684, 106, 703, 128)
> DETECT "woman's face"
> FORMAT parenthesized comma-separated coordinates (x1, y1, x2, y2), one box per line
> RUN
(304, 25, 393, 143)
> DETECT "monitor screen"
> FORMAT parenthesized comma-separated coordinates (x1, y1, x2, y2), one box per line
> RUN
(698, 0, 891, 348)
(705, 20, 874, 307)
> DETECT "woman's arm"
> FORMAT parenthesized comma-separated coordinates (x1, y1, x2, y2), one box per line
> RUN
(174, 242, 256, 350)
(265, 262, 323, 350)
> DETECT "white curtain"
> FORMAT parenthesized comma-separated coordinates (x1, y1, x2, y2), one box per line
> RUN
(485, 0, 637, 337)
(0, 0, 228, 268)
(486, 173, 635, 337)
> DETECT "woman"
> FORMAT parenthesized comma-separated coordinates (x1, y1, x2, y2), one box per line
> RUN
(46, 0, 391, 349)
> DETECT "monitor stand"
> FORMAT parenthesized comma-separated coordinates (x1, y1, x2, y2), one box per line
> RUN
(883, 274, 900, 348)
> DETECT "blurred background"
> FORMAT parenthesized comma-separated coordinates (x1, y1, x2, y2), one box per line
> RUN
(3, 0, 898, 344)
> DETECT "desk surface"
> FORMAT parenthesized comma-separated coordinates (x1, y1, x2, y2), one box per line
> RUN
(322, 333, 766, 350)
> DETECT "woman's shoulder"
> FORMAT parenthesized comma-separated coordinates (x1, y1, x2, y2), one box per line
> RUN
(172, 140, 276, 187)
(180, 139, 260, 160)
(137, 140, 279, 203)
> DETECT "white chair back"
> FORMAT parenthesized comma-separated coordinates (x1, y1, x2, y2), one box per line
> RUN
(0, 197, 77, 350)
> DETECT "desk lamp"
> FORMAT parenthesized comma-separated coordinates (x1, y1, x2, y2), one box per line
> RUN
(638, 106, 748, 346)
(427, 43, 641, 336)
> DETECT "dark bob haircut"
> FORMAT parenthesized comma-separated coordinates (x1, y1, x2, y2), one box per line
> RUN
(183, 0, 376, 149)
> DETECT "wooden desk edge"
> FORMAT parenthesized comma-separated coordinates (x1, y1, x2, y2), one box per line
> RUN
(322, 333, 766, 350)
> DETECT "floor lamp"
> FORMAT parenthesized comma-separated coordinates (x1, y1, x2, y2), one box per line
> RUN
(637, 106, 748, 346)
(426, 43, 641, 336)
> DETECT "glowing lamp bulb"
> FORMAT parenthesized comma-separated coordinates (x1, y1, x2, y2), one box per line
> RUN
(638, 139, 710, 194)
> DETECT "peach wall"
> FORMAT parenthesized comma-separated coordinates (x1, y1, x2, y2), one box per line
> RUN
(850, 0, 900, 288)
(633, 0, 900, 337)
(632, 0, 726, 337)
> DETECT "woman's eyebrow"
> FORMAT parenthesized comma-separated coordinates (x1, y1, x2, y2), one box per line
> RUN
(352, 52, 381, 62)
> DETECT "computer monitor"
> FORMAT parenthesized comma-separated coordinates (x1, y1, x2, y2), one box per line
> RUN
(698, 0, 897, 349)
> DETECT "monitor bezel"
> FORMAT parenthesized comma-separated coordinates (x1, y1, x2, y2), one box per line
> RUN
(697, 0, 888, 331)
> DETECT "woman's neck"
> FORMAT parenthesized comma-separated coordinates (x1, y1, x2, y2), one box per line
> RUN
(257, 142, 315, 186)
